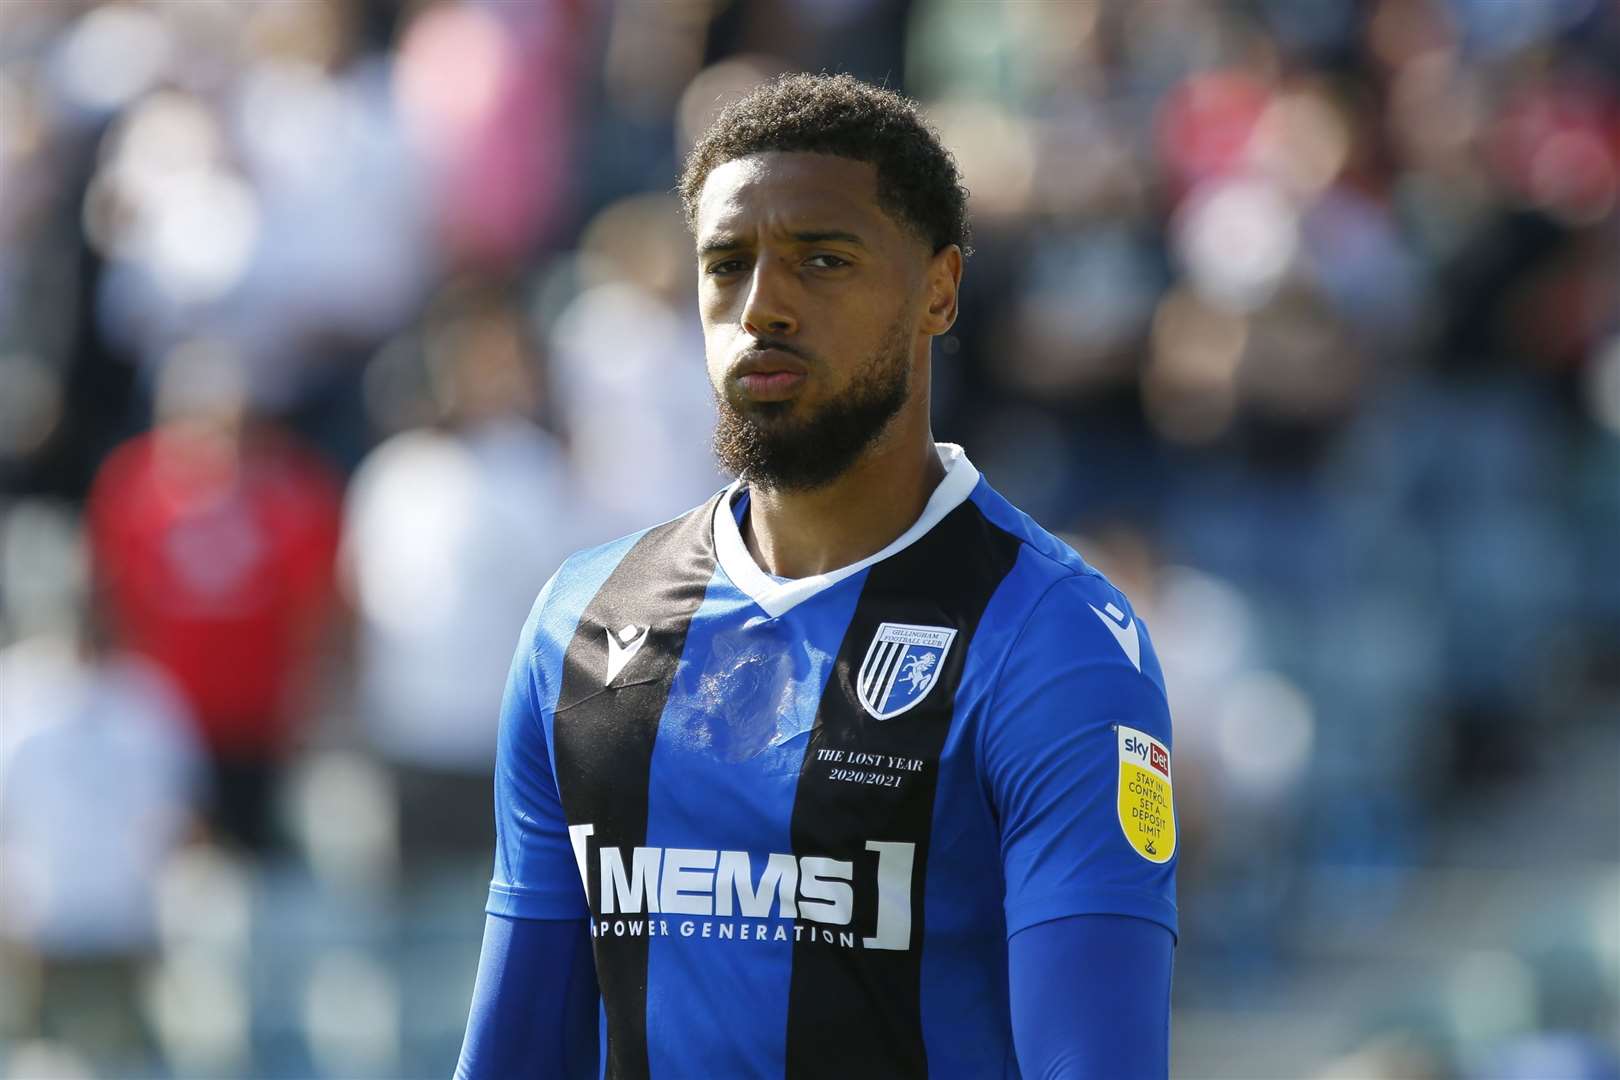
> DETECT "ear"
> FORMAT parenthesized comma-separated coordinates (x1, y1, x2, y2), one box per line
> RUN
(920, 244, 963, 336)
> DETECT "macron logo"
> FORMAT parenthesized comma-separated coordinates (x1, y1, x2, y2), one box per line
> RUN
(605, 623, 650, 685)
(1089, 602, 1141, 672)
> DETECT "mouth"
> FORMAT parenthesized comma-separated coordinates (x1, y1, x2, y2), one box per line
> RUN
(730, 348, 809, 402)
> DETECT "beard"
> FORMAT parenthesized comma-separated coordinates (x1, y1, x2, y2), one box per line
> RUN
(711, 317, 912, 493)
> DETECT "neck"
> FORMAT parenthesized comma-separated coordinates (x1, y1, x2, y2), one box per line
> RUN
(742, 422, 947, 579)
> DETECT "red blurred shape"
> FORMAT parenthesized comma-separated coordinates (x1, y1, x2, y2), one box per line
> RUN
(87, 426, 343, 759)
(1490, 76, 1620, 224)
(1157, 70, 1272, 200)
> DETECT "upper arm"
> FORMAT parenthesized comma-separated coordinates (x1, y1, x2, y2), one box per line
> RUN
(487, 581, 591, 920)
(983, 573, 1179, 941)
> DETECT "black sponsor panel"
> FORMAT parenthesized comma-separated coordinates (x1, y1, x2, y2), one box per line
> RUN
(785, 501, 1021, 1078)
(551, 503, 717, 1080)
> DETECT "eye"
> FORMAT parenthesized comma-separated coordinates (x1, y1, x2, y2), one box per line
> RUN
(806, 254, 849, 269)
(706, 259, 746, 276)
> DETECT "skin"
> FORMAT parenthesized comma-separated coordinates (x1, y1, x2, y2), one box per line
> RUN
(694, 151, 964, 579)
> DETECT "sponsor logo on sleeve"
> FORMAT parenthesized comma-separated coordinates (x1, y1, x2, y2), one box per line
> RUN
(1116, 725, 1176, 863)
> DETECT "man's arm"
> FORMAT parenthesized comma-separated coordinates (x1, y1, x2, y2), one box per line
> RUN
(1009, 914, 1173, 1079)
(454, 914, 599, 1080)
(983, 573, 1180, 1076)
(458, 573, 599, 1076)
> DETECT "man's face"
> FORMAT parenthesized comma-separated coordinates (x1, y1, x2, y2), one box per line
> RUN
(694, 152, 950, 491)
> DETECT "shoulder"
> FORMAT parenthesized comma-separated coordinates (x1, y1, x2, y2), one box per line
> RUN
(966, 480, 1166, 701)
(518, 492, 725, 664)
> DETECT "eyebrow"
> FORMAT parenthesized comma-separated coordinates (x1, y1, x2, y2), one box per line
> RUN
(696, 230, 869, 258)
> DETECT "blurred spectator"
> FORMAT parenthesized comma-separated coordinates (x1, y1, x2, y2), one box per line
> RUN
(343, 281, 574, 866)
(85, 343, 342, 851)
(0, 610, 202, 1070)
(546, 193, 722, 536)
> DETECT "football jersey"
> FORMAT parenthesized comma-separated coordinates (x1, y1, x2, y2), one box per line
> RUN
(488, 443, 1177, 1079)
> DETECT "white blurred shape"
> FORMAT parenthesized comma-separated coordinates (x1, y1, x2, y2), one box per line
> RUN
(0, 634, 79, 772)
(349, 434, 475, 634)
(302, 948, 401, 1076)
(1174, 175, 1299, 312)
(1446, 950, 1536, 1046)
(224, 60, 431, 388)
(0, 651, 200, 955)
(0, 500, 84, 642)
(1, 1040, 93, 1080)
(82, 91, 240, 284)
(101, 91, 224, 207)
(236, 61, 352, 193)
(1214, 671, 1315, 798)
(141, 168, 259, 303)
(1584, 335, 1620, 435)
(550, 281, 719, 535)
(155, 845, 252, 956)
(288, 751, 398, 891)
(1588, 868, 1620, 983)
(53, 5, 171, 113)
(143, 944, 249, 1074)
(345, 420, 575, 770)
(1155, 565, 1255, 685)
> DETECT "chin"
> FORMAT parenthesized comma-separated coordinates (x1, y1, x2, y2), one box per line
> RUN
(738, 399, 798, 422)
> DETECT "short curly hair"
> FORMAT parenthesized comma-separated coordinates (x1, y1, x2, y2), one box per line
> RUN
(677, 73, 972, 258)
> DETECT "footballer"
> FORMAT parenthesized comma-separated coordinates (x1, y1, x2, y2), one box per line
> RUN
(455, 73, 1177, 1079)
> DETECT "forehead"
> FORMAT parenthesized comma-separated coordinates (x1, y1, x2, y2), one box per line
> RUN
(695, 152, 897, 242)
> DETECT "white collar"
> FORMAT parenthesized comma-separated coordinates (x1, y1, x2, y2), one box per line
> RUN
(712, 442, 980, 618)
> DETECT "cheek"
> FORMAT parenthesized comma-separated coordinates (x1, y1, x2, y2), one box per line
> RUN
(702, 329, 732, 389)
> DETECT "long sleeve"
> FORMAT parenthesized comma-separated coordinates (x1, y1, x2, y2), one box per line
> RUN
(454, 913, 599, 1080)
(1009, 913, 1174, 1079)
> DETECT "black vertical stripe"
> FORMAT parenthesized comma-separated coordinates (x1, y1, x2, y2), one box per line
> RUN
(551, 503, 717, 1080)
(784, 501, 1022, 1078)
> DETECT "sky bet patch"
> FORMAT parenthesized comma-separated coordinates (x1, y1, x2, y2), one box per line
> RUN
(1117, 725, 1176, 863)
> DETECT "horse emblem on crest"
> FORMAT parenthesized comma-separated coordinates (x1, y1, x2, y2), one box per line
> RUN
(855, 622, 958, 720)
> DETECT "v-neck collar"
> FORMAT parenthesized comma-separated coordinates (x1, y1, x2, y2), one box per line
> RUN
(711, 443, 981, 618)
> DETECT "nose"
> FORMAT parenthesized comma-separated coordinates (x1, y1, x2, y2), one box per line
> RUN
(740, 260, 798, 338)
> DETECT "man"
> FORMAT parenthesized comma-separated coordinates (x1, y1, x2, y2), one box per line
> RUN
(87, 344, 342, 851)
(456, 73, 1176, 1079)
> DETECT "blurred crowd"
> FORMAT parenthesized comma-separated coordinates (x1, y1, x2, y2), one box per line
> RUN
(0, 0, 1617, 1077)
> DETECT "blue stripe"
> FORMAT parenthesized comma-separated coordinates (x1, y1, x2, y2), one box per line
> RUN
(641, 568, 865, 1078)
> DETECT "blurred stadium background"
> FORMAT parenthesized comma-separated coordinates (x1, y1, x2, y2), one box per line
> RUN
(1, 0, 1617, 1077)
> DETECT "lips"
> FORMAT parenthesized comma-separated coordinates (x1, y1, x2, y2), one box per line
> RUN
(731, 348, 809, 402)
(730, 348, 808, 380)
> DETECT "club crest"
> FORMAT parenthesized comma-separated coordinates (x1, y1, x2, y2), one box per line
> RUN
(856, 622, 957, 720)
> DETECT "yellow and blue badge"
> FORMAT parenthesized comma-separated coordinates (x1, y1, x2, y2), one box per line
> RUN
(1117, 724, 1176, 863)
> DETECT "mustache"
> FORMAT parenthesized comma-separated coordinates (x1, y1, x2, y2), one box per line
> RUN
(739, 338, 813, 364)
